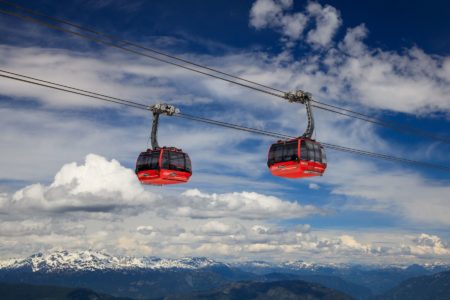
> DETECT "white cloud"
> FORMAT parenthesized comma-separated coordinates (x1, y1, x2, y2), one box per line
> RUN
(136, 226, 154, 235)
(0, 0, 449, 265)
(0, 219, 86, 237)
(411, 233, 450, 256)
(1, 154, 154, 217)
(318, 24, 450, 114)
(249, 0, 287, 29)
(338, 235, 370, 252)
(246, 243, 279, 253)
(6, 155, 443, 263)
(306, 2, 342, 47)
(249, 0, 341, 47)
(323, 158, 450, 226)
(249, 0, 308, 43)
(2, 154, 317, 222)
(248, 2, 450, 115)
(195, 221, 243, 236)
(165, 188, 323, 220)
(0, 106, 144, 182)
(308, 183, 320, 190)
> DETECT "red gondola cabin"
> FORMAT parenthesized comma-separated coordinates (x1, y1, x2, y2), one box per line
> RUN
(268, 138, 327, 178)
(135, 147, 192, 185)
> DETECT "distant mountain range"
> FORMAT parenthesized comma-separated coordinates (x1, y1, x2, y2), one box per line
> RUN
(0, 281, 352, 300)
(0, 250, 222, 272)
(168, 280, 353, 300)
(378, 271, 450, 300)
(0, 250, 449, 299)
(0, 282, 131, 300)
(2, 250, 448, 273)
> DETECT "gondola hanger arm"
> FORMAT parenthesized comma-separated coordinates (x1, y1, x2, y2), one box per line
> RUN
(284, 90, 315, 139)
(148, 103, 179, 150)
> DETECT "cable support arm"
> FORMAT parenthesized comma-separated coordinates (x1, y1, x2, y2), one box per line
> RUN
(148, 103, 179, 150)
(284, 90, 315, 138)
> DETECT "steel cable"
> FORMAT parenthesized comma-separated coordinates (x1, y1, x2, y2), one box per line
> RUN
(1, 69, 449, 172)
(1, 1, 449, 144)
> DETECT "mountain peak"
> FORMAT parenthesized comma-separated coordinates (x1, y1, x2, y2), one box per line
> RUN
(0, 250, 223, 272)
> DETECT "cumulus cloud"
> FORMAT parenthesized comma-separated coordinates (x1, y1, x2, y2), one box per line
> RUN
(0, 0, 450, 265)
(1, 154, 153, 217)
(338, 235, 370, 252)
(160, 188, 323, 220)
(2, 154, 319, 222)
(0, 154, 332, 260)
(411, 234, 450, 256)
(323, 24, 450, 113)
(248, 1, 450, 115)
(249, 0, 290, 29)
(250, 0, 308, 43)
(249, 0, 340, 47)
(306, 2, 342, 47)
(252, 225, 284, 235)
(5, 155, 443, 263)
(195, 221, 243, 236)
(0, 151, 323, 225)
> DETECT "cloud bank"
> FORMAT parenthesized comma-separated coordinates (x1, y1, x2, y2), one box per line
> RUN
(0, 0, 449, 264)
(0, 154, 448, 264)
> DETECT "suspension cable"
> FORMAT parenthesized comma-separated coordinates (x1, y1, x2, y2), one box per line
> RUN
(0, 7, 283, 99)
(0, 1, 449, 144)
(0, 0, 286, 95)
(1, 69, 450, 173)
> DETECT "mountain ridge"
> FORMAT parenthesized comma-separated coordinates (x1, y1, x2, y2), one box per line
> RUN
(2, 250, 450, 299)
(0, 250, 224, 272)
(2, 250, 449, 273)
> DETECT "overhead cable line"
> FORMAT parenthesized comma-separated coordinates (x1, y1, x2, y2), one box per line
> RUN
(0, 69, 147, 109)
(1, 1, 450, 144)
(0, 6, 283, 99)
(0, 0, 286, 95)
(1, 69, 450, 173)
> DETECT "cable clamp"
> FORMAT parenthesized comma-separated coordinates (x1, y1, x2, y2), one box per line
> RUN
(285, 90, 312, 104)
(149, 103, 180, 115)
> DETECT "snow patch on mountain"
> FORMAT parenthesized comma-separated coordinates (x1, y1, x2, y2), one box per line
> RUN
(0, 250, 223, 272)
(1, 251, 449, 273)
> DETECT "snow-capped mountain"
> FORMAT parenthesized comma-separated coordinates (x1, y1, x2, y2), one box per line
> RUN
(1, 250, 449, 273)
(1, 251, 450, 300)
(234, 259, 348, 272)
(0, 250, 224, 272)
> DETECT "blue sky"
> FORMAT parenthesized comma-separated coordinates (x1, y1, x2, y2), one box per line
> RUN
(0, 0, 450, 264)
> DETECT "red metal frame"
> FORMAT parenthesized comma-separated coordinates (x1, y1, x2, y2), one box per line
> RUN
(268, 138, 327, 179)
